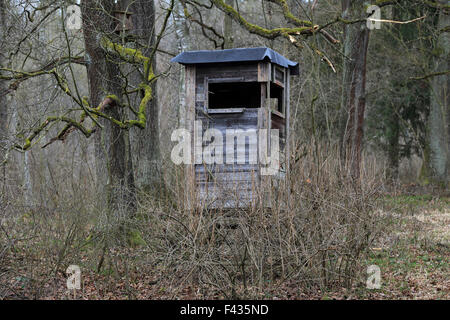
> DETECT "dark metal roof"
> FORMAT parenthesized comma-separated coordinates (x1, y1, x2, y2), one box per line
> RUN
(171, 47, 299, 75)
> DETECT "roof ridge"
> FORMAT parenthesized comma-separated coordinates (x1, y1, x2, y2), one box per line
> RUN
(171, 47, 299, 75)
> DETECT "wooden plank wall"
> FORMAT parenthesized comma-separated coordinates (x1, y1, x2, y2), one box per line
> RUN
(194, 63, 260, 208)
(196, 110, 259, 208)
(185, 62, 290, 209)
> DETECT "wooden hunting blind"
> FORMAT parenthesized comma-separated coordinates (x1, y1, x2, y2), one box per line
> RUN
(172, 47, 299, 209)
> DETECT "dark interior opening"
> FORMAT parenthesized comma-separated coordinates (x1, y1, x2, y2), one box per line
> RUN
(208, 82, 261, 109)
(270, 83, 284, 113)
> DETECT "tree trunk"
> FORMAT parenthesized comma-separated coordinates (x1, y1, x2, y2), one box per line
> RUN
(81, 0, 136, 213)
(387, 110, 400, 180)
(0, 0, 7, 161)
(0, 0, 7, 198)
(23, 151, 33, 206)
(125, 0, 163, 193)
(223, 0, 234, 49)
(340, 1, 370, 181)
(385, 5, 403, 181)
(174, 0, 190, 127)
(424, 2, 449, 187)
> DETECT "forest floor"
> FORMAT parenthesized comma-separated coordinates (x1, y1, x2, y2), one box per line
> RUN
(321, 193, 449, 300)
(1, 188, 449, 300)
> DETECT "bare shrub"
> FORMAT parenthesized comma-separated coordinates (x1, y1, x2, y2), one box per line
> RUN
(134, 141, 385, 298)
(0, 139, 386, 299)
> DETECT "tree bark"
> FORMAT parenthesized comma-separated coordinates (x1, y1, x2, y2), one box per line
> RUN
(387, 110, 400, 180)
(386, 5, 403, 181)
(81, 0, 136, 213)
(125, 0, 163, 193)
(223, 0, 234, 49)
(174, 0, 190, 128)
(0, 0, 7, 197)
(0, 0, 7, 159)
(340, 1, 370, 181)
(424, 2, 449, 186)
